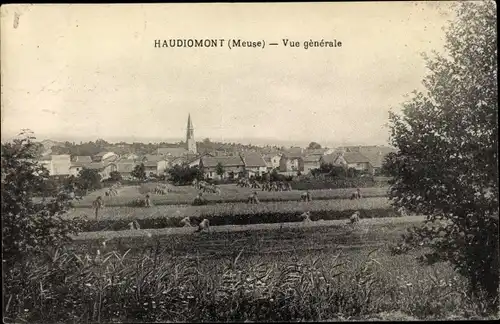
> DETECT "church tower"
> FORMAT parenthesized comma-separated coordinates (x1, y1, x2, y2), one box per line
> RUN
(186, 114, 197, 154)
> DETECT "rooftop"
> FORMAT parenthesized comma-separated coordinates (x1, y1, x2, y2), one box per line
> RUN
(240, 152, 267, 167)
(342, 152, 371, 164)
(156, 147, 188, 157)
(71, 156, 92, 163)
(201, 156, 244, 168)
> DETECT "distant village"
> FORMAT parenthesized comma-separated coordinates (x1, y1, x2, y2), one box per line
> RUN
(36, 114, 397, 181)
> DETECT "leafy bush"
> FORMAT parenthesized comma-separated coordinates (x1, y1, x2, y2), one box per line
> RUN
(386, 1, 498, 309)
(77, 168, 102, 193)
(168, 164, 203, 185)
(109, 170, 122, 182)
(131, 163, 146, 181)
(1, 131, 84, 267)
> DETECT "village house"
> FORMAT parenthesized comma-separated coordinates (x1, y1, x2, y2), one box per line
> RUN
(116, 160, 137, 179)
(85, 162, 118, 180)
(279, 153, 304, 173)
(263, 153, 282, 170)
(344, 146, 397, 175)
(38, 154, 72, 176)
(69, 162, 88, 177)
(200, 156, 245, 180)
(335, 152, 373, 173)
(319, 152, 342, 167)
(143, 161, 159, 177)
(138, 155, 169, 176)
(240, 152, 268, 177)
(182, 152, 215, 168)
(92, 151, 119, 163)
(302, 154, 322, 174)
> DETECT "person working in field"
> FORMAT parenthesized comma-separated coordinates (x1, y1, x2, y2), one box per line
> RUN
(193, 192, 207, 206)
(248, 191, 260, 204)
(144, 194, 152, 207)
(349, 211, 360, 224)
(301, 190, 312, 202)
(350, 188, 362, 200)
(92, 196, 104, 220)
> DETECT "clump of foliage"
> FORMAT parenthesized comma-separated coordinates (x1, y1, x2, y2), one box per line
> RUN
(76, 168, 102, 194)
(385, 1, 498, 309)
(215, 162, 225, 178)
(168, 164, 203, 185)
(131, 163, 146, 181)
(1, 130, 84, 266)
(109, 170, 122, 182)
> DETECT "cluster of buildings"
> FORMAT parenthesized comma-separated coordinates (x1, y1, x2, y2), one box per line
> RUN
(37, 114, 396, 181)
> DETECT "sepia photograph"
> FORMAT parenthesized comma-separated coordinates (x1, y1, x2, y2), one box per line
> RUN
(1, 2, 498, 322)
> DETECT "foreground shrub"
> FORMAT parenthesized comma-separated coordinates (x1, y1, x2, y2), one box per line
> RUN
(1, 131, 84, 266)
(386, 1, 498, 309)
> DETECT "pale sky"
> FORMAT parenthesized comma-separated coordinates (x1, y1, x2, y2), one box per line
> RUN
(1, 2, 455, 147)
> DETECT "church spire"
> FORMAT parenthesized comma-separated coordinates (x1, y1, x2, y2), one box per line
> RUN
(186, 113, 196, 154)
(187, 113, 193, 130)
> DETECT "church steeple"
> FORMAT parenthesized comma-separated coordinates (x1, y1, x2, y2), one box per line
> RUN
(186, 114, 197, 154)
(187, 114, 193, 131)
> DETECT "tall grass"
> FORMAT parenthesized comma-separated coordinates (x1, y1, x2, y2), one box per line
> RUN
(3, 245, 493, 323)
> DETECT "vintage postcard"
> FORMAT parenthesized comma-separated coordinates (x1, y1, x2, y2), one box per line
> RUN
(1, 2, 498, 323)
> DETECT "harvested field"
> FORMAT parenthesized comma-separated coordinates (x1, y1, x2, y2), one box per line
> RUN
(71, 216, 426, 259)
(71, 184, 389, 207)
(65, 197, 399, 231)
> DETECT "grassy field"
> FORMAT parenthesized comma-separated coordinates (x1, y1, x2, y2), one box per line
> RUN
(66, 197, 393, 221)
(8, 211, 493, 322)
(21, 216, 482, 322)
(71, 184, 389, 207)
(10, 243, 481, 322)
(65, 197, 400, 231)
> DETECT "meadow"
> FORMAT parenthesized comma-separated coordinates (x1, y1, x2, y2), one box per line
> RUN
(5, 220, 491, 323)
(71, 184, 389, 208)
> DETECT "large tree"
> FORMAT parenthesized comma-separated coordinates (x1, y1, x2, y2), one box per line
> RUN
(385, 1, 498, 306)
